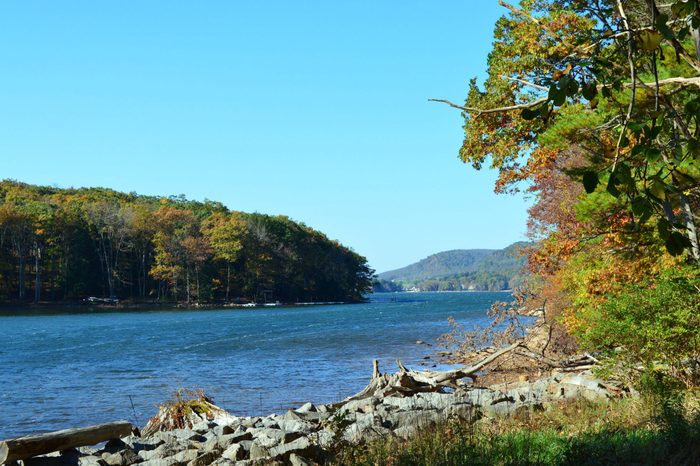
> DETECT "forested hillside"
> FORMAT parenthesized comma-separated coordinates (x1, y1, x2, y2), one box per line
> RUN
(375, 242, 528, 291)
(0, 180, 373, 304)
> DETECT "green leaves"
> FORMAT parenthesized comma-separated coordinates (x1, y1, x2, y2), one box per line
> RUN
(666, 231, 692, 256)
(582, 171, 599, 193)
(671, 0, 697, 17)
(581, 81, 598, 100)
(638, 29, 663, 52)
(606, 172, 621, 198)
(521, 106, 541, 120)
(658, 218, 692, 256)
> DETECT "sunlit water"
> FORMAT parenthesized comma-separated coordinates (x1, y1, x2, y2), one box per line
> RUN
(0, 291, 510, 438)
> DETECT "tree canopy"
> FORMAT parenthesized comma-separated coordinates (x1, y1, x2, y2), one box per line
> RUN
(0, 180, 373, 304)
(438, 0, 700, 386)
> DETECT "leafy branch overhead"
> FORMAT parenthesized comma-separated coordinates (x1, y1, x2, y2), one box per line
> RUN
(432, 0, 700, 260)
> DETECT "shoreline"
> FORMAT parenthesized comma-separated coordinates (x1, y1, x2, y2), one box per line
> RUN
(0, 300, 360, 313)
(0, 354, 623, 465)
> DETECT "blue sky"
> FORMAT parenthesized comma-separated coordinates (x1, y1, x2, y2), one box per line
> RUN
(0, 1, 530, 273)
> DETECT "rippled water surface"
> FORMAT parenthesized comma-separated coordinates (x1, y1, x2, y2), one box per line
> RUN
(0, 291, 510, 438)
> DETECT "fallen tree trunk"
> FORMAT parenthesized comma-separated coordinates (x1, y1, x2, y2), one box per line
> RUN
(0, 421, 133, 464)
(335, 342, 524, 405)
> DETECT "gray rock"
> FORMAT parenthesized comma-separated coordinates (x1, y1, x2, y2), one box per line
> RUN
(281, 410, 303, 421)
(137, 437, 186, 462)
(221, 443, 245, 461)
(276, 419, 313, 434)
(170, 449, 199, 464)
(191, 421, 216, 434)
(238, 440, 253, 451)
(248, 441, 271, 461)
(294, 411, 330, 423)
(295, 403, 316, 413)
(313, 431, 334, 450)
(186, 450, 219, 466)
(103, 448, 142, 466)
(102, 439, 128, 454)
(210, 460, 235, 466)
(239, 417, 261, 428)
(343, 421, 391, 443)
(341, 397, 377, 414)
(216, 430, 253, 449)
(78, 456, 107, 466)
(138, 459, 179, 466)
(248, 427, 296, 445)
(267, 437, 319, 461)
(289, 453, 317, 466)
(211, 423, 237, 437)
(131, 439, 165, 453)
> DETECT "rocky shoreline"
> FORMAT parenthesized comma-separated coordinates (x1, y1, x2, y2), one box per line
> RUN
(5, 361, 624, 466)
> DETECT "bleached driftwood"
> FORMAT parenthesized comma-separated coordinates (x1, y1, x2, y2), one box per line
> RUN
(337, 341, 523, 404)
(0, 421, 133, 464)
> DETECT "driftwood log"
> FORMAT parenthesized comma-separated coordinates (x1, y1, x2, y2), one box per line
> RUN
(334, 341, 524, 405)
(0, 421, 133, 464)
(336, 340, 603, 407)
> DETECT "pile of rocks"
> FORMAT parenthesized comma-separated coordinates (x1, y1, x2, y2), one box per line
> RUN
(15, 370, 622, 466)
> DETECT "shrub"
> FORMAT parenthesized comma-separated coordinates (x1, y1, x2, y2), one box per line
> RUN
(574, 265, 700, 387)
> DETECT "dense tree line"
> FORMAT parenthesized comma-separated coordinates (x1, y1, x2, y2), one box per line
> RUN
(0, 180, 373, 304)
(443, 0, 699, 386)
(373, 271, 525, 293)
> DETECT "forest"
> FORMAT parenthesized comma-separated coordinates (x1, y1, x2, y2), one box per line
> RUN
(0, 180, 373, 305)
(375, 243, 528, 292)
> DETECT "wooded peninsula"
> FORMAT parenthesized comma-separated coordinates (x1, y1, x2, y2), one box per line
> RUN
(0, 180, 373, 305)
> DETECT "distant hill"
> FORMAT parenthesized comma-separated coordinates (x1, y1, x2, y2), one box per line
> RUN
(376, 242, 530, 292)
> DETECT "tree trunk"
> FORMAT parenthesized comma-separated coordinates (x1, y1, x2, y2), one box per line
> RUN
(186, 266, 190, 304)
(34, 243, 41, 303)
(18, 253, 25, 300)
(141, 251, 146, 298)
(680, 191, 700, 262)
(226, 263, 230, 302)
(195, 265, 200, 302)
(692, 23, 700, 62)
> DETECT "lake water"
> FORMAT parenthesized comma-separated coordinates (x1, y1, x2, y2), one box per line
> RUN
(0, 291, 510, 438)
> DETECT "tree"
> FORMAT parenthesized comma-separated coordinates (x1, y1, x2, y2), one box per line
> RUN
(83, 202, 135, 298)
(435, 0, 700, 262)
(202, 212, 246, 301)
(0, 204, 33, 299)
(434, 0, 700, 383)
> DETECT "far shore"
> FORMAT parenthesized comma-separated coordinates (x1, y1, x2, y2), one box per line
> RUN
(0, 299, 358, 313)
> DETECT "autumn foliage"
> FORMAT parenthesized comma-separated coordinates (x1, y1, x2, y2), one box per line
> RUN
(0, 180, 373, 304)
(446, 0, 700, 385)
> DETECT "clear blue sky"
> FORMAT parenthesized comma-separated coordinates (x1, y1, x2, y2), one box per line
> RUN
(0, 1, 530, 273)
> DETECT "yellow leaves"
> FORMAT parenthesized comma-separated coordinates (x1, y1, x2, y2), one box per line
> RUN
(637, 28, 662, 52)
(552, 64, 572, 81)
(647, 178, 666, 200)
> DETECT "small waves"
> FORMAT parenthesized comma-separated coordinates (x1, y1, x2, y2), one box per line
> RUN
(0, 291, 511, 438)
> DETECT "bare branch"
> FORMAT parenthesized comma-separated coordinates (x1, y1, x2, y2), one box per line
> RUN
(503, 76, 549, 91)
(613, 0, 636, 171)
(428, 97, 547, 116)
(430, 77, 700, 118)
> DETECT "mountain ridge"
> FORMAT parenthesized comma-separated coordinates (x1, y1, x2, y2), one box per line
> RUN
(375, 242, 529, 292)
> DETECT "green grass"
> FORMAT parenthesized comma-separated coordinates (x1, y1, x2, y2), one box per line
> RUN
(331, 395, 700, 466)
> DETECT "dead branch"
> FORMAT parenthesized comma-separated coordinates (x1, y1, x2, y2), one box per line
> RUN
(428, 97, 547, 116)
